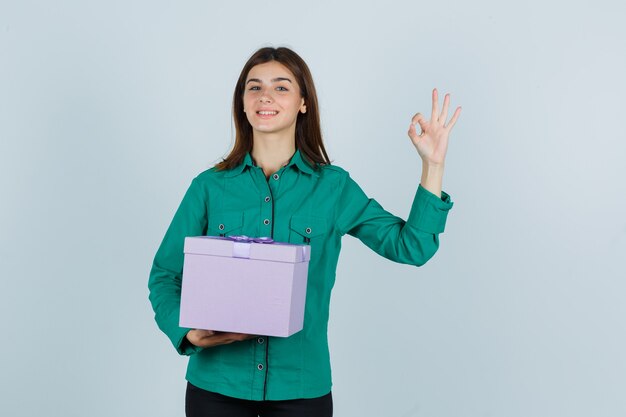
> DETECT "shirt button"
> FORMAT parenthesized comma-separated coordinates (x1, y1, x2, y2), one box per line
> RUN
(272, 173, 279, 180)
(263, 219, 270, 225)
(264, 196, 271, 202)
(257, 337, 265, 344)
(257, 364, 264, 371)
(218, 224, 225, 230)
(305, 227, 312, 234)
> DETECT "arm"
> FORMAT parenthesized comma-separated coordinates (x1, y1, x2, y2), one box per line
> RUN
(148, 177, 207, 356)
(336, 88, 461, 266)
(336, 172, 453, 266)
(148, 177, 256, 354)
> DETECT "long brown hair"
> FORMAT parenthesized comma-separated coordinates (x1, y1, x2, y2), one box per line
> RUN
(214, 46, 331, 172)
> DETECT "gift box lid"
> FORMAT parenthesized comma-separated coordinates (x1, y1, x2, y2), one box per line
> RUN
(184, 235, 310, 263)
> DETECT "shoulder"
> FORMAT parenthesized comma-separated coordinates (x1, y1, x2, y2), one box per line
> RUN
(191, 166, 226, 184)
(316, 163, 350, 182)
(317, 163, 360, 191)
(173, 167, 222, 197)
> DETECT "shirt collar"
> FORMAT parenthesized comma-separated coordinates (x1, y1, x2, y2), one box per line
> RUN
(223, 148, 319, 178)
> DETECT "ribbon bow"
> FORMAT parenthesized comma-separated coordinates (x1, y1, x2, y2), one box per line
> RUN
(226, 235, 274, 244)
(221, 235, 274, 259)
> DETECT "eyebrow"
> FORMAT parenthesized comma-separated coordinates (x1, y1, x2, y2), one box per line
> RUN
(246, 77, 293, 85)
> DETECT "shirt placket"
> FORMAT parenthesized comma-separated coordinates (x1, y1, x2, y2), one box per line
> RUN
(249, 164, 286, 400)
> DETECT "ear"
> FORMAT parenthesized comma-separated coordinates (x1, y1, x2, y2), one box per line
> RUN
(300, 99, 306, 114)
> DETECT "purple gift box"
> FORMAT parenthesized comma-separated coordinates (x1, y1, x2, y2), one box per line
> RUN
(179, 235, 310, 337)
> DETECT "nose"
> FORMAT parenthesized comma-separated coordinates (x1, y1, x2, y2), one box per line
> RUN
(259, 87, 273, 103)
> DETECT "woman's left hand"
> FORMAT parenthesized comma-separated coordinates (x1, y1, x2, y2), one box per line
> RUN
(408, 88, 462, 166)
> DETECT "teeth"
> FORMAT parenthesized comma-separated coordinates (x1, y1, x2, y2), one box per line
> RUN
(258, 111, 277, 115)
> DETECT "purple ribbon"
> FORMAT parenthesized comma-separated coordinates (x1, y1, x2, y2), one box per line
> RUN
(216, 235, 274, 258)
(214, 234, 306, 261)
(226, 235, 274, 244)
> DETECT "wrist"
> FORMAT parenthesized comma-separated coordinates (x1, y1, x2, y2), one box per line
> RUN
(420, 162, 444, 198)
(185, 330, 196, 344)
(421, 163, 444, 182)
(421, 160, 444, 172)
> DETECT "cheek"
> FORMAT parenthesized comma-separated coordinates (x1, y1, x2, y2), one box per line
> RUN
(244, 99, 257, 116)
(278, 97, 300, 111)
(244, 112, 256, 125)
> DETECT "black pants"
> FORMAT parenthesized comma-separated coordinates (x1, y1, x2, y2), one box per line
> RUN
(185, 382, 333, 417)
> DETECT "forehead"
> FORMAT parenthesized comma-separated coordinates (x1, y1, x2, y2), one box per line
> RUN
(246, 61, 297, 82)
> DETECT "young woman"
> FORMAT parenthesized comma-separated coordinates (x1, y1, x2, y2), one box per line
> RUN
(148, 46, 461, 417)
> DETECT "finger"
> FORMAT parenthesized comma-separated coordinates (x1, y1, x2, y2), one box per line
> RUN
(233, 333, 253, 341)
(444, 106, 462, 131)
(408, 114, 426, 139)
(410, 112, 427, 131)
(219, 332, 251, 342)
(439, 93, 450, 124)
(205, 332, 236, 345)
(431, 88, 439, 122)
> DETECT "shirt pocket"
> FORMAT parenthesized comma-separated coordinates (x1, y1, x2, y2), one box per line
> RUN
(289, 214, 329, 245)
(208, 212, 244, 237)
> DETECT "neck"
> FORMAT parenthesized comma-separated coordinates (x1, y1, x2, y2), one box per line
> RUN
(250, 137, 296, 179)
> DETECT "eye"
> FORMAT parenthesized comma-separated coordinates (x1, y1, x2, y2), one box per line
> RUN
(277, 86, 288, 91)
(248, 86, 260, 91)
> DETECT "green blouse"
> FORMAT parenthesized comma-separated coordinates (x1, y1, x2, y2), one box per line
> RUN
(148, 148, 454, 401)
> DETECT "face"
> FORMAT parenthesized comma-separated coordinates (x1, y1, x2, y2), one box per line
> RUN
(243, 61, 306, 137)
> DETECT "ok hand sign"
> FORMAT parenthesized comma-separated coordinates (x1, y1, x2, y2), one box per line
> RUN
(408, 88, 461, 166)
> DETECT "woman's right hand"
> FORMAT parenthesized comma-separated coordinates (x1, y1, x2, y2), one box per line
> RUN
(185, 329, 257, 348)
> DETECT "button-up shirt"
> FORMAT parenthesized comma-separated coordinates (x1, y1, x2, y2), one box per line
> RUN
(148, 147, 454, 401)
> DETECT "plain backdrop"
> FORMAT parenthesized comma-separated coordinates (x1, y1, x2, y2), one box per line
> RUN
(1, 1, 625, 416)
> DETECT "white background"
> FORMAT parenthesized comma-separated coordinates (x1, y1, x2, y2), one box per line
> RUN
(1, 1, 625, 416)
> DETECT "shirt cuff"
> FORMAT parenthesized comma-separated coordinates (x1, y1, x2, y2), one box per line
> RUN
(406, 184, 454, 234)
(174, 327, 204, 356)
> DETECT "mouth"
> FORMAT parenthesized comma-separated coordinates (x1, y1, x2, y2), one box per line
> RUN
(256, 110, 279, 119)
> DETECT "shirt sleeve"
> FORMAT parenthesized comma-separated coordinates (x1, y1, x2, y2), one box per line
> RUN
(336, 172, 453, 266)
(148, 177, 207, 356)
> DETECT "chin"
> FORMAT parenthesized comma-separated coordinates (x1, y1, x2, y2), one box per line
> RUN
(254, 124, 290, 133)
